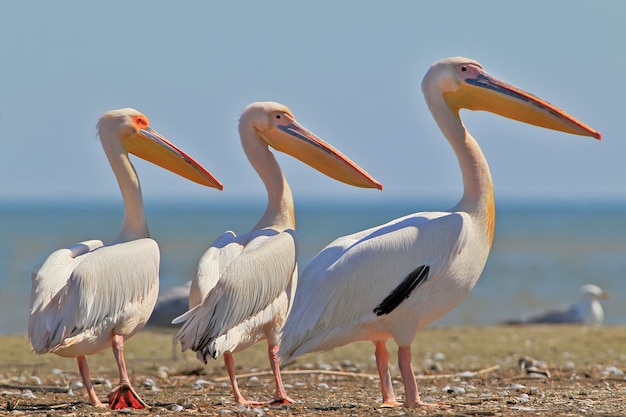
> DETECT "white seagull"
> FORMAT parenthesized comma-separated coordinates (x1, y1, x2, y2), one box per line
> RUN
(173, 102, 382, 405)
(279, 57, 601, 408)
(29, 108, 222, 409)
(503, 284, 610, 325)
(146, 281, 191, 328)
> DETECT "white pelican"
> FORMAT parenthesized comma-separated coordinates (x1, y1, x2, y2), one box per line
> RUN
(503, 284, 610, 325)
(279, 57, 601, 408)
(173, 101, 382, 405)
(28, 108, 223, 409)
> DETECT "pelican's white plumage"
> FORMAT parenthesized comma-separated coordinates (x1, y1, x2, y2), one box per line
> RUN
(30, 239, 158, 357)
(279, 57, 601, 408)
(28, 108, 222, 409)
(174, 101, 381, 405)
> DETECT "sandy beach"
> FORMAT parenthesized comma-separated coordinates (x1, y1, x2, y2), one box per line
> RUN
(1, 325, 625, 416)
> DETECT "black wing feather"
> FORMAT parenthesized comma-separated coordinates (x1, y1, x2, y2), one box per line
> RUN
(373, 265, 429, 316)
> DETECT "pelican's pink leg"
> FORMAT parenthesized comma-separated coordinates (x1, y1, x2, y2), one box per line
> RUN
(397, 346, 442, 408)
(374, 341, 402, 407)
(224, 352, 263, 405)
(76, 356, 105, 407)
(107, 334, 147, 409)
(267, 344, 295, 404)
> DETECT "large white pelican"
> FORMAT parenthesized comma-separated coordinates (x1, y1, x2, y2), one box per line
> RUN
(173, 101, 382, 405)
(279, 57, 601, 408)
(28, 108, 223, 409)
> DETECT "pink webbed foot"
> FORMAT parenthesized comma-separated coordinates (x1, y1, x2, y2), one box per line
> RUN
(268, 395, 296, 405)
(381, 398, 447, 408)
(108, 382, 148, 409)
(88, 399, 107, 408)
(235, 398, 265, 406)
(380, 400, 404, 408)
(405, 399, 448, 408)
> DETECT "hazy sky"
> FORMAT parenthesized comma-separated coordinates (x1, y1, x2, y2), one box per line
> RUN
(1, 1, 624, 207)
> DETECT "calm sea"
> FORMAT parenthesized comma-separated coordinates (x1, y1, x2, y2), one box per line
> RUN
(1, 200, 625, 335)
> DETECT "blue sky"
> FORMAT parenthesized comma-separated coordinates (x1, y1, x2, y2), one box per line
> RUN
(1, 1, 623, 207)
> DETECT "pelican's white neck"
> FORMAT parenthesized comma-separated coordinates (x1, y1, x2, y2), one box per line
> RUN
(239, 123, 296, 231)
(98, 127, 150, 242)
(422, 81, 495, 243)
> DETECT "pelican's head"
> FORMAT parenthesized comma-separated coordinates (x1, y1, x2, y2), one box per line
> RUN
(422, 56, 601, 140)
(98, 108, 223, 189)
(239, 101, 382, 190)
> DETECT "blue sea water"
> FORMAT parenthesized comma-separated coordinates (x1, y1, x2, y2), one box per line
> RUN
(1, 200, 625, 335)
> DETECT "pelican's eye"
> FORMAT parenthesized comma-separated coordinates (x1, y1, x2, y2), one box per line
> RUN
(133, 116, 149, 129)
(455, 63, 481, 79)
(275, 114, 282, 119)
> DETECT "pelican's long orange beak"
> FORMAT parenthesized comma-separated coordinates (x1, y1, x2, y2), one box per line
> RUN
(448, 70, 601, 140)
(262, 121, 382, 190)
(124, 126, 223, 190)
